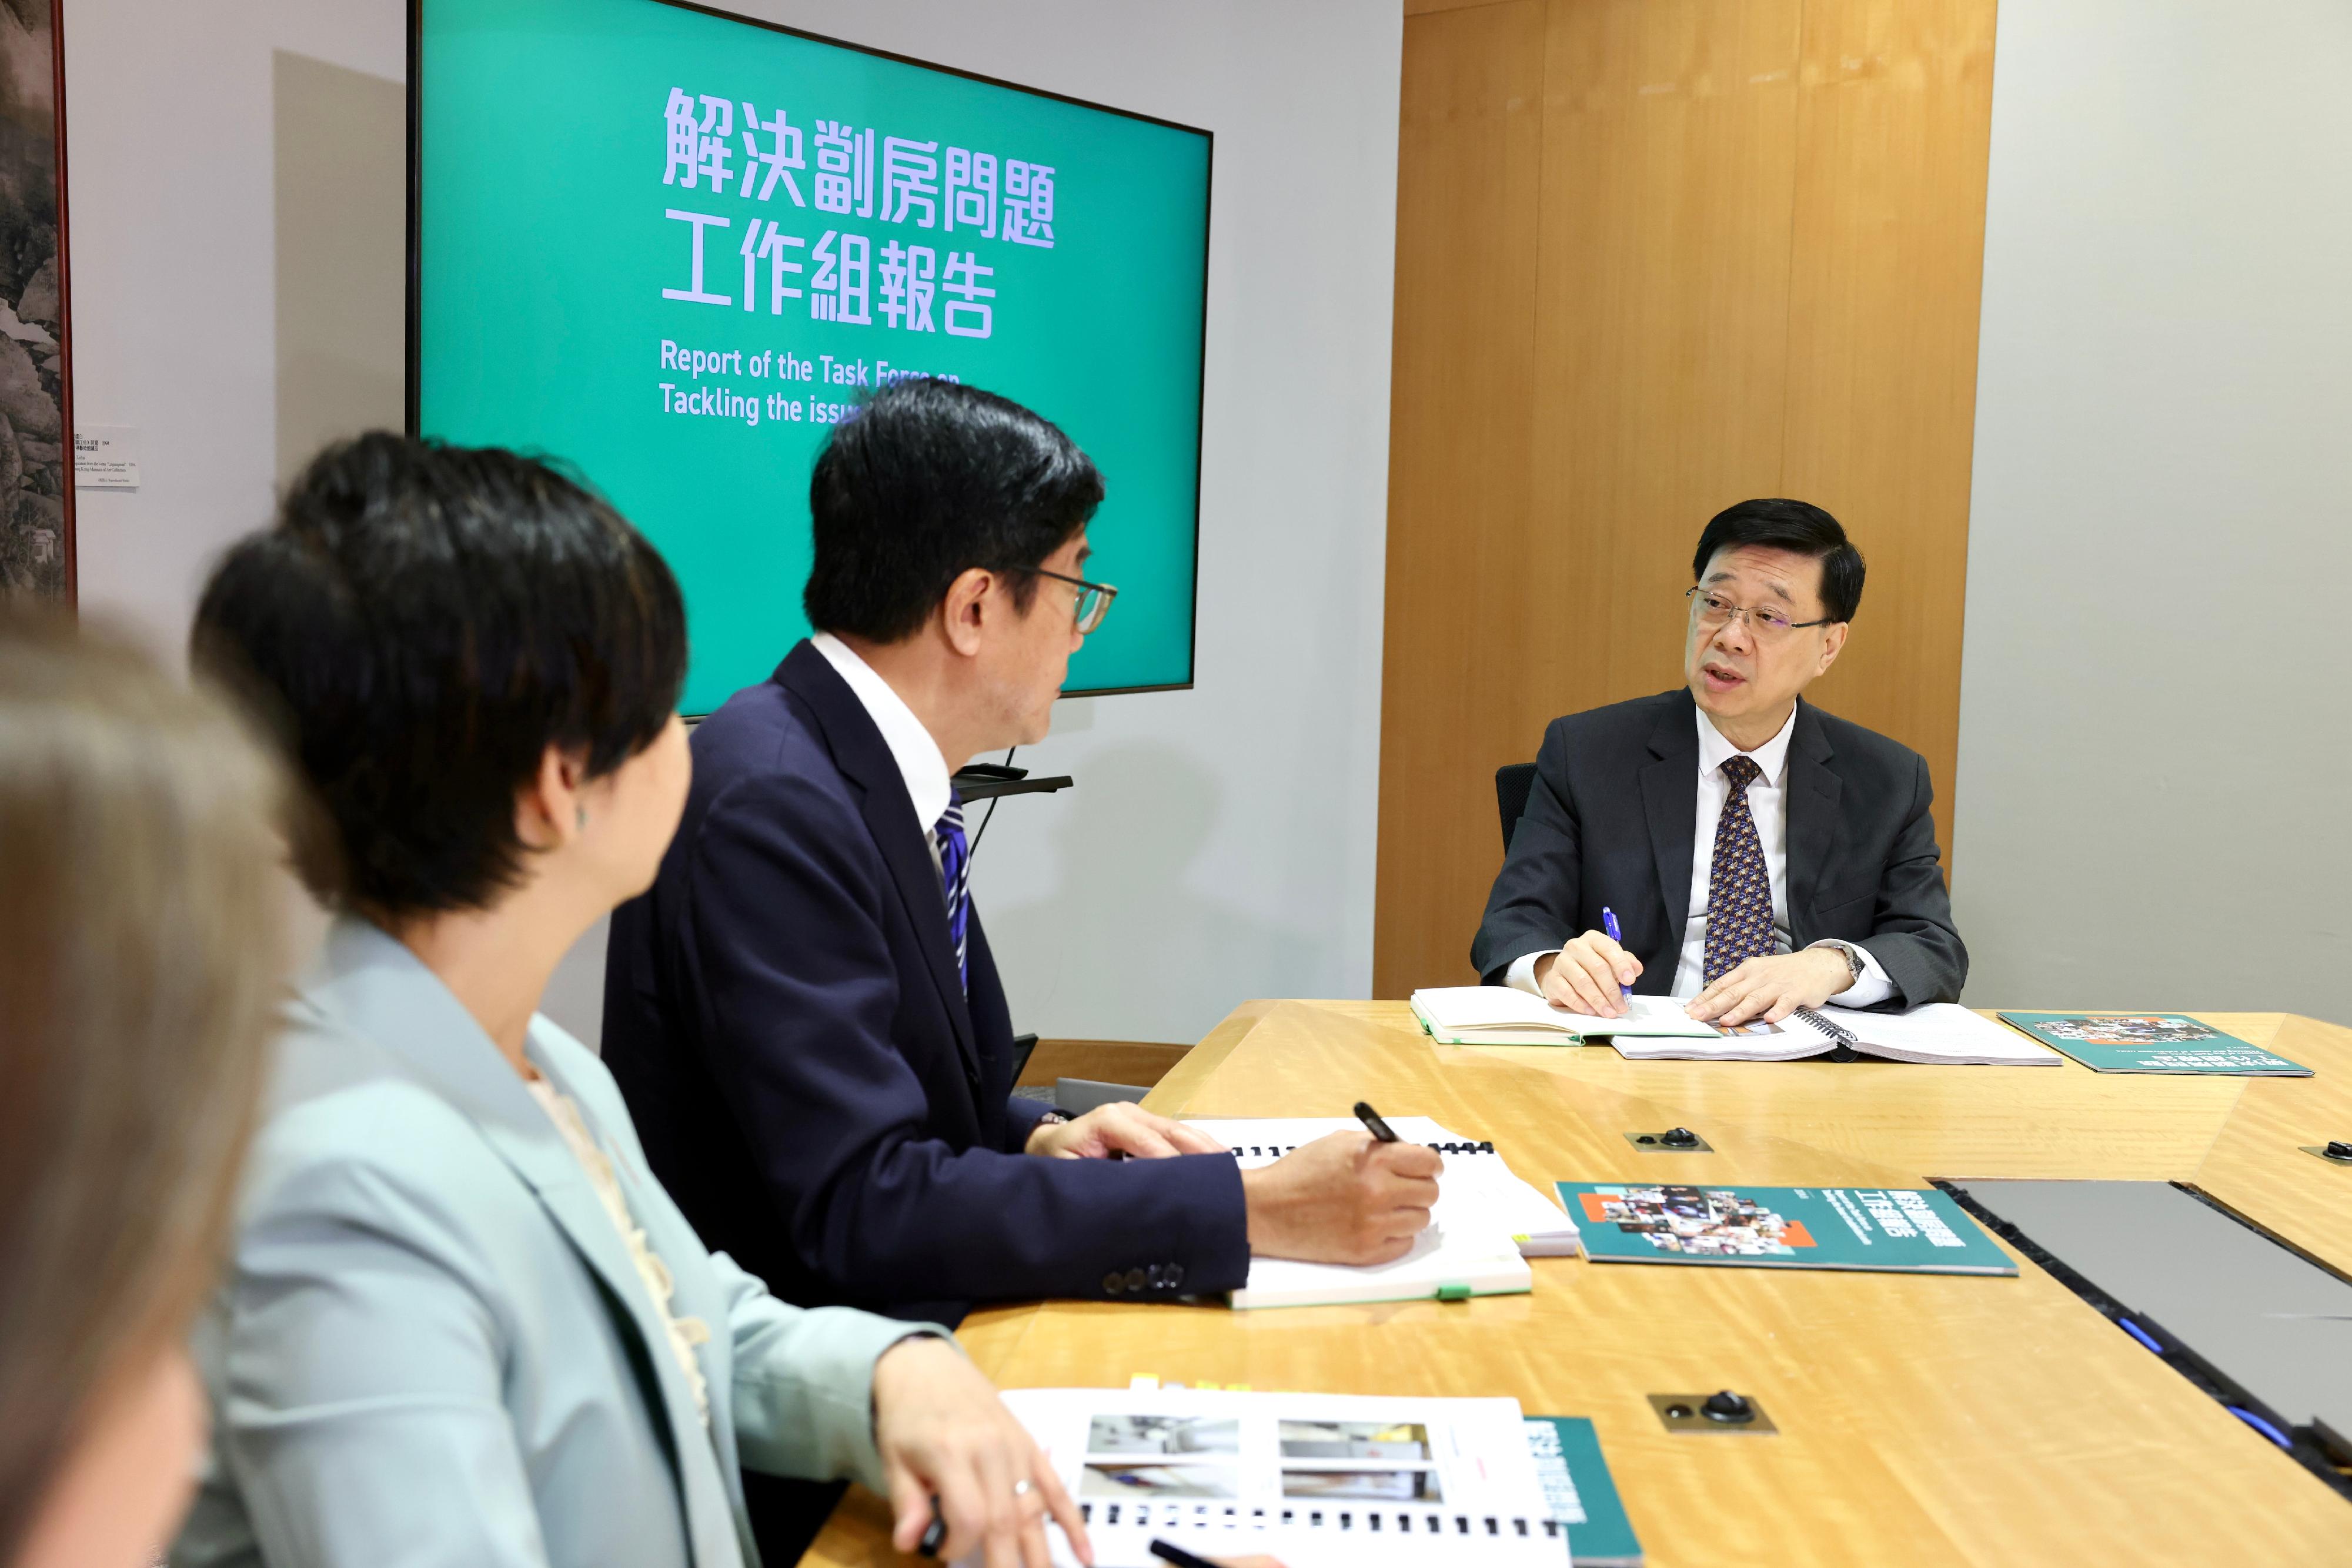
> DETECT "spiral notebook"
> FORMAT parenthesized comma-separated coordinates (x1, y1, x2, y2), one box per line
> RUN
(961, 1386, 1568, 1567)
(1602, 1002, 2058, 1066)
(1188, 1116, 1572, 1307)
(1412, 985, 1718, 1045)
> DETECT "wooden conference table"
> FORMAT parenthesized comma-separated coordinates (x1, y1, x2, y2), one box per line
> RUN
(803, 1001, 2352, 1566)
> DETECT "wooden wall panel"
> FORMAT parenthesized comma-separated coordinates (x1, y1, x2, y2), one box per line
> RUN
(1372, 1, 1546, 999)
(1522, 0, 1803, 731)
(1779, 0, 1997, 862)
(1372, 0, 1997, 998)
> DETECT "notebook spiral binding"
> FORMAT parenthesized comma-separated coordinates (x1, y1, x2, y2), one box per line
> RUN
(1224, 1141, 1498, 1159)
(1078, 1499, 1561, 1540)
(1792, 1006, 1864, 1061)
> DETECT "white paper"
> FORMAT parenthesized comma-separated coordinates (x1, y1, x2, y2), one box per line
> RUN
(1811, 1002, 2059, 1065)
(1412, 985, 1718, 1039)
(963, 1386, 1567, 1567)
(1185, 1117, 1567, 1306)
(1607, 1002, 2059, 1065)
(72, 425, 141, 491)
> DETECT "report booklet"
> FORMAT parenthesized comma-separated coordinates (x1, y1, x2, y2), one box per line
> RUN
(967, 1386, 1569, 1566)
(1525, 1416, 1642, 1567)
(1555, 1182, 2017, 1275)
(1996, 1012, 2313, 1076)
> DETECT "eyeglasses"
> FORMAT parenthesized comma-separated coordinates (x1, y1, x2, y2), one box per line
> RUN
(1686, 586, 1835, 637)
(1010, 566, 1118, 634)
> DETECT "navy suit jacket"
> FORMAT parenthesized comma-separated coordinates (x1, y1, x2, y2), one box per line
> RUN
(603, 641, 1249, 1329)
(1470, 689, 1967, 1008)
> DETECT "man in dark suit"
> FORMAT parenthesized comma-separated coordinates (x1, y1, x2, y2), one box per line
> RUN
(603, 377, 1436, 1322)
(1472, 498, 1965, 1026)
(607, 380, 1439, 1559)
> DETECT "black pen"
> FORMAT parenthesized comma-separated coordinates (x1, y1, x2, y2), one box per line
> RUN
(1148, 1539, 1221, 1568)
(916, 1501, 946, 1556)
(1353, 1100, 1398, 1142)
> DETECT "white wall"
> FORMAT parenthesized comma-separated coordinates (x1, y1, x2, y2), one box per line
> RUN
(65, 3, 406, 638)
(65, 0, 1402, 1046)
(1954, 0, 2351, 1025)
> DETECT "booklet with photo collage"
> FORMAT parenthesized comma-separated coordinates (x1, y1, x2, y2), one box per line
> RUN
(1996, 1012, 2313, 1076)
(965, 1386, 1569, 1566)
(1556, 1182, 2016, 1275)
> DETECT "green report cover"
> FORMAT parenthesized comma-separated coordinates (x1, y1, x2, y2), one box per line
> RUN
(1555, 1183, 2016, 1276)
(1996, 1013, 2313, 1076)
(1526, 1416, 1641, 1567)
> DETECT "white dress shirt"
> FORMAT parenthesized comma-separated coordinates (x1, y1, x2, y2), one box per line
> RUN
(1506, 703, 1894, 1006)
(810, 631, 953, 874)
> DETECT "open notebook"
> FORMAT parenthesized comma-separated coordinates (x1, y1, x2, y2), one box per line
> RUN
(1604, 1002, 2059, 1066)
(1412, 985, 1718, 1045)
(959, 1386, 1567, 1567)
(1188, 1117, 1576, 1308)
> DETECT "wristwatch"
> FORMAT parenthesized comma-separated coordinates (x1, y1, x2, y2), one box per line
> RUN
(1035, 1109, 1072, 1126)
(1815, 940, 1866, 984)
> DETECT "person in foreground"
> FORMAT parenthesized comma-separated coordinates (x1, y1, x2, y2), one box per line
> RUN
(1472, 498, 1966, 1026)
(603, 379, 1438, 1336)
(0, 611, 285, 1568)
(173, 434, 1090, 1568)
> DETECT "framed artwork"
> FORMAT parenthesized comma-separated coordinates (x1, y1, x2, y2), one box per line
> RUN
(0, 0, 69, 602)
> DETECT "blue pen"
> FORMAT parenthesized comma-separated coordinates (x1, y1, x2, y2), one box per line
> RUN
(1601, 907, 1630, 1004)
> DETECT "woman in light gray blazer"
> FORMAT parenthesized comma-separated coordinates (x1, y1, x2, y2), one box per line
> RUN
(170, 436, 1092, 1568)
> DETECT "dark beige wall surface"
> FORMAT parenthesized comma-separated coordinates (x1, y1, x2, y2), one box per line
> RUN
(1377, 0, 1995, 996)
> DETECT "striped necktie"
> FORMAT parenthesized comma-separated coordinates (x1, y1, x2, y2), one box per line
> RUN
(932, 790, 970, 993)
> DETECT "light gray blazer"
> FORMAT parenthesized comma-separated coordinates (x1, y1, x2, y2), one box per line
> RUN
(172, 918, 933, 1568)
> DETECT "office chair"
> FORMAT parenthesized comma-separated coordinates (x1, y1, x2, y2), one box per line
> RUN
(1495, 762, 1538, 851)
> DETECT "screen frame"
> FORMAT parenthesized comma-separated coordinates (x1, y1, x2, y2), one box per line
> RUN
(406, 0, 1212, 701)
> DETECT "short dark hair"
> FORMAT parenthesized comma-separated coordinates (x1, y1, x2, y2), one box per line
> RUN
(192, 433, 687, 920)
(1692, 499, 1865, 624)
(803, 377, 1104, 641)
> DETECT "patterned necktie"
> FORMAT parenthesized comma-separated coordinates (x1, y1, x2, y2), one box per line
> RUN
(1703, 755, 1776, 985)
(932, 790, 970, 993)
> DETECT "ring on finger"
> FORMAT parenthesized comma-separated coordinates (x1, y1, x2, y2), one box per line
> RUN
(1012, 1479, 1033, 1497)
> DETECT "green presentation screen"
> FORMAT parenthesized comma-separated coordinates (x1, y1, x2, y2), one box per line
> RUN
(411, 0, 1210, 710)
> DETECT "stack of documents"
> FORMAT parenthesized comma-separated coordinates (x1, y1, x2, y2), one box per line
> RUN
(970, 1385, 1568, 1567)
(1603, 1002, 2059, 1066)
(1187, 1116, 1578, 1308)
(1411, 985, 1718, 1045)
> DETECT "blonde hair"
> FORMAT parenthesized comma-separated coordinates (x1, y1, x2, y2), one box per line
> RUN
(0, 609, 289, 1560)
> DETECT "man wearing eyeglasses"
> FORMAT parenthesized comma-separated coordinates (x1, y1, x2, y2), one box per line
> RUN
(1472, 497, 1966, 1029)
(602, 380, 1440, 1556)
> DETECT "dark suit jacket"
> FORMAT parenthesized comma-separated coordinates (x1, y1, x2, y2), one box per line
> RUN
(1471, 688, 1966, 1008)
(602, 641, 1250, 1332)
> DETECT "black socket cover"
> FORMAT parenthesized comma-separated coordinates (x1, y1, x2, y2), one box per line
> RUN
(1701, 1390, 1755, 1424)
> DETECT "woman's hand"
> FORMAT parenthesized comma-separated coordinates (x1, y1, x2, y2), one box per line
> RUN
(872, 1336, 1092, 1568)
